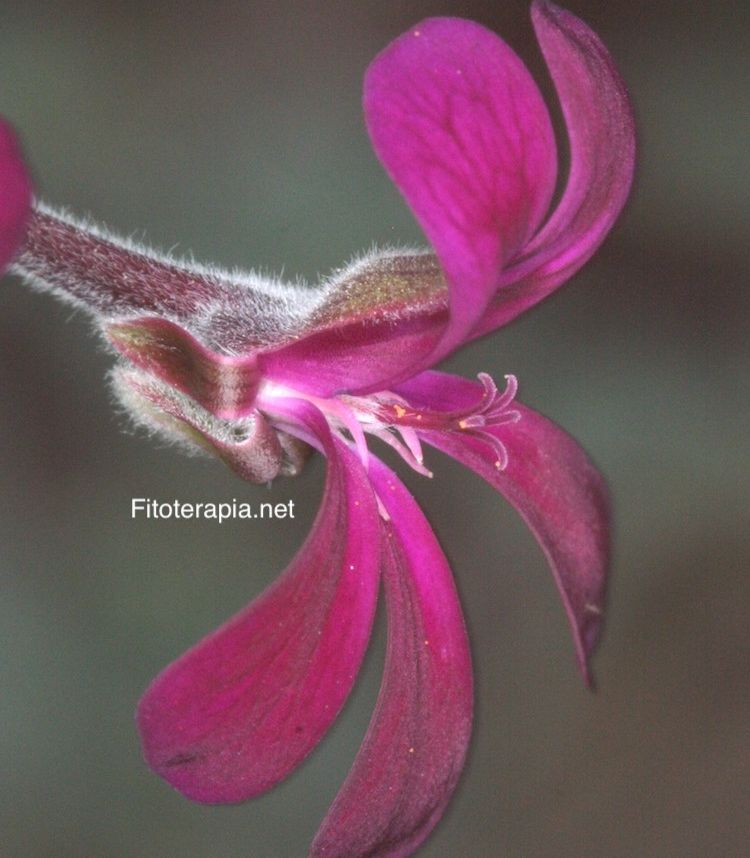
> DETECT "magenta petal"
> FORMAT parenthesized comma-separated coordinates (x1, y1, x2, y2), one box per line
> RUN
(474, 0, 636, 337)
(0, 118, 32, 272)
(397, 371, 609, 683)
(259, 309, 445, 397)
(364, 16, 556, 364)
(311, 460, 472, 858)
(137, 402, 381, 803)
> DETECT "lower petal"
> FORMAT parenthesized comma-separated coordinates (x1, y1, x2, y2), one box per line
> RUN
(137, 402, 381, 802)
(311, 460, 472, 858)
(396, 370, 609, 684)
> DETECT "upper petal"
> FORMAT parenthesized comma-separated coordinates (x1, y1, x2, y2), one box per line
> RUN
(311, 460, 472, 858)
(396, 370, 609, 684)
(364, 16, 556, 366)
(137, 400, 381, 802)
(258, 302, 445, 397)
(473, 0, 636, 337)
(0, 118, 32, 272)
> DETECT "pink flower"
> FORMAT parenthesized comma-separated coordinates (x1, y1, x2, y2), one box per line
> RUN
(7, 2, 634, 855)
(0, 117, 32, 273)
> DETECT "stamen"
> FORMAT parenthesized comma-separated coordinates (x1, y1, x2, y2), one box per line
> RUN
(315, 396, 370, 469)
(375, 493, 391, 521)
(483, 433, 510, 471)
(369, 427, 433, 478)
(398, 424, 426, 465)
(257, 371, 520, 477)
(487, 373, 518, 412)
(370, 372, 520, 471)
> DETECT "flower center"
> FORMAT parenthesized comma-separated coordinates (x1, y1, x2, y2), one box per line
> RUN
(258, 372, 520, 476)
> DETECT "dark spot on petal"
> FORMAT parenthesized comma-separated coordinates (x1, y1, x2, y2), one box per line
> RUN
(164, 751, 199, 767)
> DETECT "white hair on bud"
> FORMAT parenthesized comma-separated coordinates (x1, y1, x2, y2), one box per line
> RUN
(110, 364, 259, 459)
(12, 201, 443, 357)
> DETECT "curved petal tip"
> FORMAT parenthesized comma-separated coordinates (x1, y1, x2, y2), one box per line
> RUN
(312, 463, 472, 857)
(396, 370, 610, 685)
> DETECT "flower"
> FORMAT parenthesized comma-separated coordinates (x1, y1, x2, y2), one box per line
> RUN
(6, 2, 634, 856)
(0, 118, 32, 273)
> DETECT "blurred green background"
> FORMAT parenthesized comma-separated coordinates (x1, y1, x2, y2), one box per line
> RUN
(0, 1, 747, 856)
